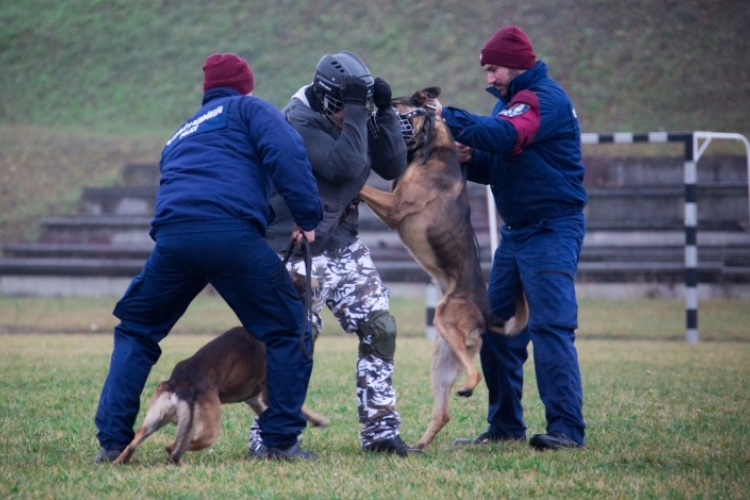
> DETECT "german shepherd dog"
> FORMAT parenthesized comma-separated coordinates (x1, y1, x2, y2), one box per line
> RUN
(113, 326, 328, 465)
(359, 87, 528, 449)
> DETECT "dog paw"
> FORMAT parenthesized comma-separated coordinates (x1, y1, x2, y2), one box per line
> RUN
(457, 387, 474, 398)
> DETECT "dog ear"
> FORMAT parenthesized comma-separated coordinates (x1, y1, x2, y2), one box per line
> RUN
(422, 86, 441, 99)
(412, 87, 442, 106)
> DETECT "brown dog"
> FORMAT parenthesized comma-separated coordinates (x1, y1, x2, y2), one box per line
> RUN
(113, 326, 328, 465)
(359, 87, 528, 450)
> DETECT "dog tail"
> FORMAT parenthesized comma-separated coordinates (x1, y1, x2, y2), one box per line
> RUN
(486, 286, 529, 336)
(114, 382, 177, 464)
(168, 392, 195, 464)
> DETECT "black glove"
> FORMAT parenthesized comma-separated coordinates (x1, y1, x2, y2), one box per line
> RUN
(339, 75, 369, 106)
(373, 77, 392, 110)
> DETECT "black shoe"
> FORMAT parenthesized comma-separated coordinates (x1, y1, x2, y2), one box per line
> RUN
(258, 442, 317, 461)
(93, 447, 123, 463)
(453, 432, 525, 445)
(247, 441, 269, 460)
(529, 432, 581, 450)
(363, 436, 423, 456)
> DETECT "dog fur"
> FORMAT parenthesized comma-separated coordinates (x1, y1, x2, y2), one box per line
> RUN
(113, 326, 328, 465)
(359, 87, 528, 449)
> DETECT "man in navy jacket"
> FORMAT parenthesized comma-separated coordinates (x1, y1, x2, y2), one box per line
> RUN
(433, 26, 587, 450)
(93, 53, 323, 462)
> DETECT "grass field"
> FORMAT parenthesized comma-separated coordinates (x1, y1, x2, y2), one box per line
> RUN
(2, 294, 749, 342)
(0, 296, 748, 499)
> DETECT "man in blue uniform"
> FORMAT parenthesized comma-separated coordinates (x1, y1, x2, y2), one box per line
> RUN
(433, 26, 588, 450)
(93, 53, 323, 462)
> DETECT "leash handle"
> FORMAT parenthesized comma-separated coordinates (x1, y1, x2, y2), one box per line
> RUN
(282, 237, 315, 359)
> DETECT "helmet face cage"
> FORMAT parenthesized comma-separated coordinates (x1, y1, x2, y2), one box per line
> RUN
(321, 92, 344, 116)
(367, 112, 379, 138)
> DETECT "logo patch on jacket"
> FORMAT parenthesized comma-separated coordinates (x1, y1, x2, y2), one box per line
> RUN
(165, 105, 226, 147)
(499, 103, 530, 118)
(161, 103, 229, 159)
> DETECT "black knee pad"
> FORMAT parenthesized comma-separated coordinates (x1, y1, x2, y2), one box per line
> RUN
(356, 311, 397, 360)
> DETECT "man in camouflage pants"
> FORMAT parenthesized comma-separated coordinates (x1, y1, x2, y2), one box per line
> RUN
(252, 51, 419, 457)
(249, 242, 404, 453)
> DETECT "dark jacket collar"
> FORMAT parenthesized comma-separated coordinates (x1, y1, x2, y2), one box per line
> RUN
(202, 87, 243, 105)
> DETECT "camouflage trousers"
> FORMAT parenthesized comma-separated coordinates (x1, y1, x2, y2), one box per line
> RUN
(249, 239, 401, 448)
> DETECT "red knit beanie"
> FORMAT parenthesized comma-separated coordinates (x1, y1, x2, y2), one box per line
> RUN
(479, 26, 536, 69)
(202, 53, 255, 94)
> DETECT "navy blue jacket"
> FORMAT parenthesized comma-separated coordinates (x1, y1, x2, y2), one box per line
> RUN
(152, 87, 322, 238)
(442, 61, 587, 228)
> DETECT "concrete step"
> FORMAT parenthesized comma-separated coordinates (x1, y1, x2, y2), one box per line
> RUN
(576, 261, 750, 284)
(8, 240, 748, 267)
(2, 256, 747, 286)
(37, 216, 153, 245)
(111, 156, 748, 190)
(3, 243, 154, 259)
(78, 185, 157, 216)
(36, 209, 746, 242)
(579, 246, 750, 266)
(0, 257, 146, 276)
(584, 183, 749, 227)
(582, 230, 750, 247)
(121, 163, 160, 186)
(17, 217, 750, 257)
(584, 219, 748, 231)
(584, 155, 748, 186)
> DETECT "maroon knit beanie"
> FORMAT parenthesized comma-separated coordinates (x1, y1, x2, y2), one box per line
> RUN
(202, 53, 255, 94)
(479, 25, 536, 69)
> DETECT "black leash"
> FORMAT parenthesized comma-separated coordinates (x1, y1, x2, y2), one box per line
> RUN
(282, 236, 314, 359)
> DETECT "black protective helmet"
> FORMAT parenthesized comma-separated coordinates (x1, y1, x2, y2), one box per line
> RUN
(313, 51, 374, 117)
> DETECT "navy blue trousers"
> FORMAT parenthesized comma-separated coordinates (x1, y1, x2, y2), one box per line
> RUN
(95, 229, 312, 450)
(482, 214, 586, 445)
